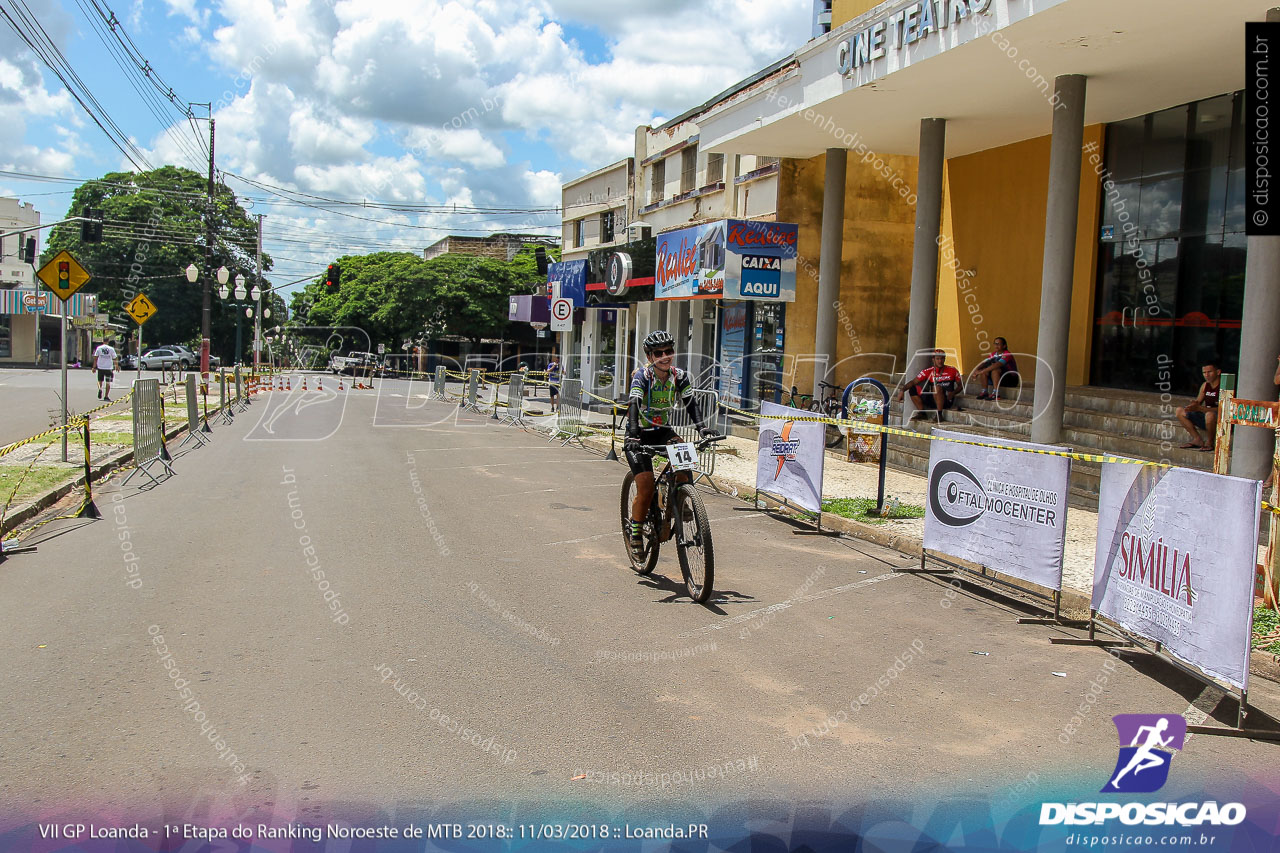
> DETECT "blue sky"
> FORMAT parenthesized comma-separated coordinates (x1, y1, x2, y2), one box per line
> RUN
(0, 0, 811, 290)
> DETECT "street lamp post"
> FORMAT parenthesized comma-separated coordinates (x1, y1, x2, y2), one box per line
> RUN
(218, 273, 248, 365)
(187, 263, 229, 375)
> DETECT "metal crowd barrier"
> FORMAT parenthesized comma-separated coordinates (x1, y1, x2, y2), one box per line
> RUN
(234, 366, 248, 411)
(432, 366, 447, 399)
(668, 387, 720, 480)
(550, 379, 585, 445)
(218, 371, 234, 425)
(180, 374, 210, 448)
(123, 378, 175, 485)
(502, 375, 525, 425)
(464, 368, 482, 411)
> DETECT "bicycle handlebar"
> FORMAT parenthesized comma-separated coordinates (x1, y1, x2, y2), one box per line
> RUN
(632, 435, 726, 454)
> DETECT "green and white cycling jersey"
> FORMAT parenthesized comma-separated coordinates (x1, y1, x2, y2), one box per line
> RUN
(629, 365, 693, 428)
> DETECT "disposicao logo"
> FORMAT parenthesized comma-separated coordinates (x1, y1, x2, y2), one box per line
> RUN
(1039, 713, 1245, 828)
(1103, 713, 1184, 794)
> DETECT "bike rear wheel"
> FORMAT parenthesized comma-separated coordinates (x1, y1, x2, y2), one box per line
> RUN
(620, 471, 660, 575)
(673, 484, 714, 603)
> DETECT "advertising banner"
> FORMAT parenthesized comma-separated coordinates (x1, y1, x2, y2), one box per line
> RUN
(1092, 463, 1262, 690)
(656, 221, 724, 299)
(756, 401, 826, 515)
(923, 429, 1070, 591)
(546, 259, 587, 307)
(724, 220, 799, 302)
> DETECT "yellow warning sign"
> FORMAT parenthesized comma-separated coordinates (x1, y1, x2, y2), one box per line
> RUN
(36, 250, 91, 301)
(125, 292, 158, 325)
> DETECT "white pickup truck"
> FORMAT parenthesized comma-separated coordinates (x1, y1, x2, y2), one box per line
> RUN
(329, 351, 379, 375)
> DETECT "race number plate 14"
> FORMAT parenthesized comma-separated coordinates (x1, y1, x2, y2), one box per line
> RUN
(667, 443, 697, 471)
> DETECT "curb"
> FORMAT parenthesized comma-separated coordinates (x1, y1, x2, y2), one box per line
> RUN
(1, 418, 192, 538)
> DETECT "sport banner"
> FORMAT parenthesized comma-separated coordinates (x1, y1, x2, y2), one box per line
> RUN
(756, 402, 826, 515)
(923, 429, 1070, 591)
(1092, 463, 1262, 690)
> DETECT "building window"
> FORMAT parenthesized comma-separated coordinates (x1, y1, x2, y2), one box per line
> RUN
(1091, 91, 1247, 394)
(574, 219, 584, 248)
(650, 159, 665, 204)
(756, 155, 780, 169)
(706, 153, 724, 185)
(681, 147, 697, 194)
(601, 210, 615, 244)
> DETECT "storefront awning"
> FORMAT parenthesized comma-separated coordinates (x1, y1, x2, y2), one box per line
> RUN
(0, 288, 99, 316)
(700, 0, 1263, 160)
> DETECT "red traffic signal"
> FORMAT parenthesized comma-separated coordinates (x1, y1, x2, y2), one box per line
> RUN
(326, 263, 341, 289)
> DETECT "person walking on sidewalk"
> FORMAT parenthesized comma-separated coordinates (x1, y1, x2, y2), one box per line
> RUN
(1174, 359, 1222, 452)
(93, 337, 119, 401)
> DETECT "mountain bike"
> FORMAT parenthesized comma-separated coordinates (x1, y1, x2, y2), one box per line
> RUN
(814, 381, 846, 448)
(619, 435, 724, 603)
(785, 385, 813, 410)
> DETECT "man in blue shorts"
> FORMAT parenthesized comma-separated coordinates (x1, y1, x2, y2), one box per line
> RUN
(623, 330, 717, 555)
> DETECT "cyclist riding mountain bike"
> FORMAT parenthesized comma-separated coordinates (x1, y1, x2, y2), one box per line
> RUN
(624, 329, 718, 555)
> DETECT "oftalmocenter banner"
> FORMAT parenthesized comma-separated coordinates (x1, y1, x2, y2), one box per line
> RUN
(923, 429, 1070, 591)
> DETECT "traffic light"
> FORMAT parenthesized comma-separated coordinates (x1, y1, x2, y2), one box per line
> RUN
(534, 246, 549, 276)
(326, 262, 341, 290)
(80, 208, 103, 243)
(20, 235, 35, 263)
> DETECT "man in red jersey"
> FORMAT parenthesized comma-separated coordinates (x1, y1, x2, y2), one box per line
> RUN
(896, 349, 961, 421)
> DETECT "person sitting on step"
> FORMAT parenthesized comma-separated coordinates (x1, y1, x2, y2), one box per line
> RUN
(971, 337, 1019, 401)
(1174, 358, 1222, 452)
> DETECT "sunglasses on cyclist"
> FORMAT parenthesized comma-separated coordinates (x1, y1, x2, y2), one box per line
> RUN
(651, 347, 675, 357)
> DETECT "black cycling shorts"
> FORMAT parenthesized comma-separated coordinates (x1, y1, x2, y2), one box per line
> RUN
(625, 427, 681, 476)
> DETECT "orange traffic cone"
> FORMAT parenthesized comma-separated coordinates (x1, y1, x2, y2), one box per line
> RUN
(338, 378, 344, 391)
(286, 378, 291, 391)
(302, 377, 308, 391)
(318, 377, 323, 391)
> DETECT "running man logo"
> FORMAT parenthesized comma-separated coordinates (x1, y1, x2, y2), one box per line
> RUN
(770, 421, 801, 480)
(1102, 714, 1186, 794)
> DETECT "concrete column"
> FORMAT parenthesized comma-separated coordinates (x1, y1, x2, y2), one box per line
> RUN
(905, 118, 947, 379)
(689, 302, 708, 387)
(613, 307, 629, 399)
(1031, 75, 1087, 446)
(1232, 8, 1280, 479)
(813, 148, 847, 391)
(674, 300, 691, 373)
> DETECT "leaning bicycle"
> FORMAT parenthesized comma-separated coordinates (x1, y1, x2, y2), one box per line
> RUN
(619, 435, 724, 603)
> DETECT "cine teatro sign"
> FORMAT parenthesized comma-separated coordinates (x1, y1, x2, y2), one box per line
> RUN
(836, 0, 994, 74)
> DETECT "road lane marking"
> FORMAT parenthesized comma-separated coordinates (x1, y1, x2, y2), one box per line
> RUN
(678, 572, 904, 638)
(494, 484, 618, 498)
(1181, 684, 1222, 743)
(411, 445, 567, 452)
(534, 514, 755, 549)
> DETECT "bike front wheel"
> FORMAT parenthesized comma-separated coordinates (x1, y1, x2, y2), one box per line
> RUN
(673, 484, 714, 603)
(620, 471, 660, 575)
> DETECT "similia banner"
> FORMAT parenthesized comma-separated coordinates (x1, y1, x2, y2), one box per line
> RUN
(1092, 463, 1262, 689)
(757, 401, 825, 514)
(924, 429, 1070, 591)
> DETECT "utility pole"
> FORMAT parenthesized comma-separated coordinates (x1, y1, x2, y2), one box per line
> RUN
(254, 213, 263, 372)
(201, 115, 215, 378)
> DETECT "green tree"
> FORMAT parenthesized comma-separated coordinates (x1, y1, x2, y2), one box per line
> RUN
(42, 166, 272, 356)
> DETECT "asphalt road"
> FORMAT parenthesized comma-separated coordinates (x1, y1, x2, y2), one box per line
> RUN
(1, 378, 1277, 828)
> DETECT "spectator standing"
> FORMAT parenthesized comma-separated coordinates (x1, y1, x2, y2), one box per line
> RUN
(93, 337, 119, 401)
(546, 354, 561, 412)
